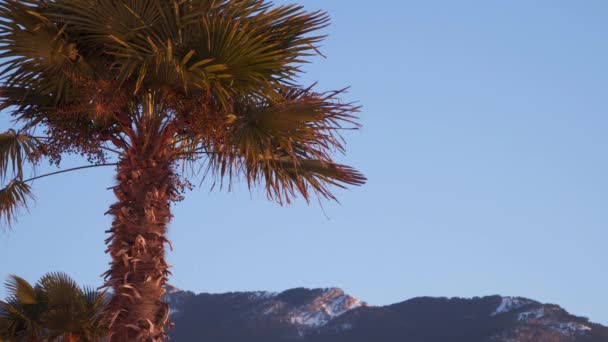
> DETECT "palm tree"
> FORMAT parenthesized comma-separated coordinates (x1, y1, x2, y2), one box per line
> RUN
(0, 0, 365, 340)
(0, 275, 47, 341)
(0, 273, 107, 342)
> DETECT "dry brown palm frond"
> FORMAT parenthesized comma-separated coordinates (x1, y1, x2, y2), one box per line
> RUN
(0, 130, 44, 182)
(0, 179, 33, 227)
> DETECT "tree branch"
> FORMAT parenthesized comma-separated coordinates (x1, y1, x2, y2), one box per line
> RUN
(21, 163, 118, 183)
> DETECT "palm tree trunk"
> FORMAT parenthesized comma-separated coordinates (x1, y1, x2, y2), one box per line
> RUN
(103, 141, 177, 341)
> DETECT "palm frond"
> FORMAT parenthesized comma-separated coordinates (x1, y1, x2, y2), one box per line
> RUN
(38, 272, 81, 307)
(3, 276, 37, 306)
(275, 158, 367, 188)
(252, 157, 366, 203)
(0, 130, 44, 182)
(1, 273, 108, 341)
(82, 287, 106, 310)
(0, 179, 33, 227)
(0, 277, 48, 341)
(196, 86, 365, 203)
(0, 0, 82, 106)
(37, 272, 88, 338)
(0, 298, 42, 341)
(81, 286, 108, 340)
(12, 0, 329, 101)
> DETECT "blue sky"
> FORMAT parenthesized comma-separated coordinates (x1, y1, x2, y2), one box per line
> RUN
(1, 0, 608, 325)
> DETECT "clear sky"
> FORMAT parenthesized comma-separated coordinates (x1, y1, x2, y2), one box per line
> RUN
(1, 0, 607, 325)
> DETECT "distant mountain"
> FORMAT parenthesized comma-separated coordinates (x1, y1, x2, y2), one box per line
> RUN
(165, 288, 608, 342)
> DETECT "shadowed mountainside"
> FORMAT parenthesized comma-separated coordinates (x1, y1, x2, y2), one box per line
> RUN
(165, 288, 608, 342)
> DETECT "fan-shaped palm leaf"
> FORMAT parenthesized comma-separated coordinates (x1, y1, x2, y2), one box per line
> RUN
(0, 275, 47, 341)
(0, 273, 108, 341)
(199, 87, 364, 202)
(80, 287, 108, 342)
(3, 276, 37, 306)
(38, 272, 94, 341)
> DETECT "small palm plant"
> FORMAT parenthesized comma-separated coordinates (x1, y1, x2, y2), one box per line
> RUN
(0, 0, 365, 340)
(0, 273, 107, 342)
(0, 275, 47, 341)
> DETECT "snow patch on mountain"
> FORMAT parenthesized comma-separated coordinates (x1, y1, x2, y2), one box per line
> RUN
(549, 322, 592, 335)
(517, 307, 545, 321)
(164, 289, 608, 341)
(287, 288, 364, 328)
(249, 291, 278, 301)
(492, 296, 535, 316)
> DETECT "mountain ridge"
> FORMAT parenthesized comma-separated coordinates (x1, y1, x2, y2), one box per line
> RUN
(165, 288, 608, 341)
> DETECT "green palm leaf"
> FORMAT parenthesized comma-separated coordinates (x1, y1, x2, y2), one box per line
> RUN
(4, 276, 37, 306)
(38, 272, 86, 340)
(1, 273, 108, 341)
(254, 158, 366, 203)
(0, 275, 46, 341)
(198, 87, 364, 202)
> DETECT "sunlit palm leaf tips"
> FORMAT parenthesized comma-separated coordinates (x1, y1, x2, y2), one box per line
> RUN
(0, 0, 365, 341)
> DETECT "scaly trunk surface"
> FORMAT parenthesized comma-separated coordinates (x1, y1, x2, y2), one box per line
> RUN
(103, 135, 177, 341)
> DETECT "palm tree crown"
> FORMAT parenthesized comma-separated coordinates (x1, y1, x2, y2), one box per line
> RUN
(0, 1, 364, 340)
(0, 273, 107, 341)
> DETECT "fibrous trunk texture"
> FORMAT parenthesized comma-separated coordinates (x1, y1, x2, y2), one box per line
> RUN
(103, 142, 177, 341)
